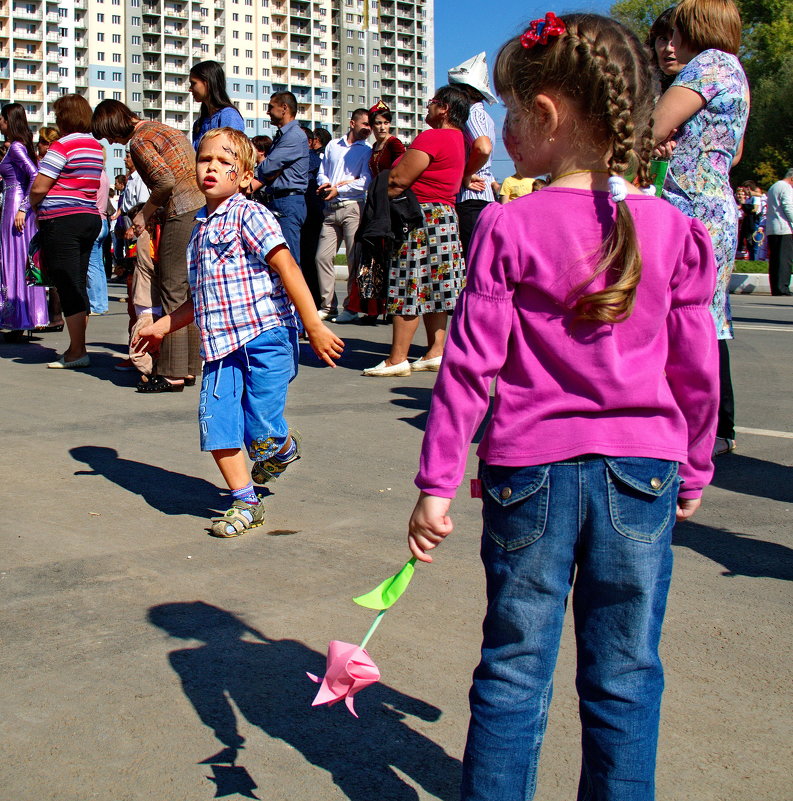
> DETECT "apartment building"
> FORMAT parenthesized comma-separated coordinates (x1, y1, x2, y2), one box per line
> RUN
(0, 0, 433, 176)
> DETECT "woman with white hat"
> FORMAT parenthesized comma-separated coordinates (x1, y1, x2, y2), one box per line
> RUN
(448, 52, 498, 257)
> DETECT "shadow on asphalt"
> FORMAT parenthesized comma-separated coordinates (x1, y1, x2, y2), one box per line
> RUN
(673, 521, 793, 581)
(148, 601, 462, 801)
(709, 453, 793, 504)
(390, 386, 492, 442)
(69, 446, 228, 517)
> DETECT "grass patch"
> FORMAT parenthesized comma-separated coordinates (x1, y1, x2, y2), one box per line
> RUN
(333, 254, 347, 265)
(734, 260, 767, 274)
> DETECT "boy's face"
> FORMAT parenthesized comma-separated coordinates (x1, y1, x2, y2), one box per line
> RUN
(196, 134, 254, 211)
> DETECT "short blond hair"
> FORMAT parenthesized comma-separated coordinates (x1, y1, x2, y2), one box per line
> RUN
(672, 0, 742, 56)
(197, 127, 256, 173)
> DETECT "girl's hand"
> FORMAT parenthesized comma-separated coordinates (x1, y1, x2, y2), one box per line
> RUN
(408, 492, 453, 563)
(676, 496, 701, 522)
(305, 323, 344, 367)
(14, 209, 26, 232)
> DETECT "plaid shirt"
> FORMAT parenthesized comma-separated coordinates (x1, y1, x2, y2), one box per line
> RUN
(187, 193, 296, 361)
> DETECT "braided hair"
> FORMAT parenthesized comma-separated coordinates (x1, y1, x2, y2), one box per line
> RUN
(494, 14, 657, 324)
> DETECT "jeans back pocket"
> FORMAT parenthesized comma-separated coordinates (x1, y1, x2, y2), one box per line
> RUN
(604, 457, 679, 543)
(480, 463, 551, 551)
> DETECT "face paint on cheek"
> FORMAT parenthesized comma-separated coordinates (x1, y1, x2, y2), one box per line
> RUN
(227, 167, 238, 181)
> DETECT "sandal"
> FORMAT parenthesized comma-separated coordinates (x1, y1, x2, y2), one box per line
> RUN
(209, 498, 265, 538)
(713, 437, 737, 457)
(136, 375, 184, 393)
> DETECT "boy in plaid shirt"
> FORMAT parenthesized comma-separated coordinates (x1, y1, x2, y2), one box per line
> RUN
(135, 127, 343, 536)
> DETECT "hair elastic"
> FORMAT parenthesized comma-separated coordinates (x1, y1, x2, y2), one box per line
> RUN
(520, 12, 566, 48)
(608, 175, 628, 203)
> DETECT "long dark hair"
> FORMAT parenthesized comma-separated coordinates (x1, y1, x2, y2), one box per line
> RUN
(1, 103, 36, 162)
(190, 60, 236, 139)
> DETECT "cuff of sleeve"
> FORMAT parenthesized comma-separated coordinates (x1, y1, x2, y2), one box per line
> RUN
(677, 487, 703, 500)
(414, 478, 457, 499)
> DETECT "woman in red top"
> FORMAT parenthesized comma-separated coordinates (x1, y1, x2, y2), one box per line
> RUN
(368, 101, 406, 178)
(362, 85, 469, 376)
(350, 102, 407, 324)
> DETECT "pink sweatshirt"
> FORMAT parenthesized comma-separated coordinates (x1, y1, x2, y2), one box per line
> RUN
(415, 188, 719, 500)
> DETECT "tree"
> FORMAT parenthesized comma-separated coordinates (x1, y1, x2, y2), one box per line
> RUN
(609, 0, 793, 185)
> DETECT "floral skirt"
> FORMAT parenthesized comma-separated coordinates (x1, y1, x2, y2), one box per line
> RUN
(386, 203, 465, 316)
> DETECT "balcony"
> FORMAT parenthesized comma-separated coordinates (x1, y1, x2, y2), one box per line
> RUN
(291, 25, 309, 36)
(14, 69, 42, 80)
(163, 45, 186, 55)
(143, 22, 161, 33)
(11, 7, 42, 20)
(12, 26, 41, 40)
(163, 6, 187, 18)
(163, 25, 187, 37)
(14, 48, 41, 60)
(144, 95, 162, 109)
(142, 3, 160, 15)
(143, 79, 161, 90)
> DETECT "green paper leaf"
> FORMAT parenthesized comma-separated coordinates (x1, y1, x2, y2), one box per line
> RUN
(353, 557, 417, 610)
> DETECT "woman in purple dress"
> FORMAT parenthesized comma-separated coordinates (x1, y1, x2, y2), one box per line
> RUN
(0, 103, 49, 339)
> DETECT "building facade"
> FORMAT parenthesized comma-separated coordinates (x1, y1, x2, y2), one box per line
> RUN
(0, 0, 433, 175)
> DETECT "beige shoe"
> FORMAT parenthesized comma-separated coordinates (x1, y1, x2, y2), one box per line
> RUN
(362, 359, 411, 377)
(411, 355, 442, 372)
(47, 353, 91, 369)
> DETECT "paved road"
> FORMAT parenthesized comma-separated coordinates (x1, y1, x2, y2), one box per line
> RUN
(1, 290, 790, 801)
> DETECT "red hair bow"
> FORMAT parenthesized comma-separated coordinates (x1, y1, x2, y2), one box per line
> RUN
(520, 12, 566, 48)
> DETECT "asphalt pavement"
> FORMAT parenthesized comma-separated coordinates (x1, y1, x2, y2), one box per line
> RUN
(0, 288, 790, 801)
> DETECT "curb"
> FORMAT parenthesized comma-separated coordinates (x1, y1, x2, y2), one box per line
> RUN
(730, 272, 770, 295)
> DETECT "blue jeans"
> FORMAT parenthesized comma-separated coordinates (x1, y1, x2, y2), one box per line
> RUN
(86, 217, 109, 314)
(265, 194, 306, 266)
(462, 456, 679, 801)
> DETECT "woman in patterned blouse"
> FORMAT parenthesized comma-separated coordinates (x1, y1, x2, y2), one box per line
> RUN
(653, 0, 749, 457)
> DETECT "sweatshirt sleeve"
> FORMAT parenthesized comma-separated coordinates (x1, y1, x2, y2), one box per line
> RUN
(130, 133, 175, 209)
(415, 204, 516, 498)
(665, 218, 720, 498)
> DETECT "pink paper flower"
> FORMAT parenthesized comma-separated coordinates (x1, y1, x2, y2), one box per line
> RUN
(307, 641, 381, 717)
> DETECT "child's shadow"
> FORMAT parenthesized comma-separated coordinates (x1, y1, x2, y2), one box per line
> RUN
(70, 446, 227, 517)
(148, 601, 462, 801)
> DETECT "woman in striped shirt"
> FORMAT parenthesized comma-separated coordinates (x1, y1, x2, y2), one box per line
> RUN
(25, 94, 103, 369)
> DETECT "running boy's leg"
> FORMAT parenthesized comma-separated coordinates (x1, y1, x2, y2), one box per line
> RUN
(461, 462, 579, 801)
(572, 456, 676, 801)
(242, 326, 300, 482)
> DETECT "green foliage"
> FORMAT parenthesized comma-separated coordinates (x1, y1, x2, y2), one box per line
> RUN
(609, 0, 793, 187)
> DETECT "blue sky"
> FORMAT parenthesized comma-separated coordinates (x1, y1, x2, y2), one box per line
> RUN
(433, 0, 613, 179)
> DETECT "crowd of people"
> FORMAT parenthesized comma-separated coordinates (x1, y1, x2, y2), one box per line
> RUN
(0, 0, 789, 797)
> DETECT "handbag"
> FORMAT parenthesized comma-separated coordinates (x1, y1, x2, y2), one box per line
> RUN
(357, 251, 385, 301)
(24, 232, 49, 287)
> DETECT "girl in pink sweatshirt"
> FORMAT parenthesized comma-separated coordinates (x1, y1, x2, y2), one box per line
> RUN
(407, 13, 719, 801)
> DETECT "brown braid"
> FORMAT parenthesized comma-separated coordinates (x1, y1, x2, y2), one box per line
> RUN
(493, 14, 657, 325)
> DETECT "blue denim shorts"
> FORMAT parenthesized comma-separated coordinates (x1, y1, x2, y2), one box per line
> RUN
(198, 326, 298, 457)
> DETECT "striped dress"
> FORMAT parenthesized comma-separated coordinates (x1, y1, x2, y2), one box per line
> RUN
(36, 133, 103, 220)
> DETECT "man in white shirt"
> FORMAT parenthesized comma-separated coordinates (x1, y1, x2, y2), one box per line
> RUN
(315, 109, 372, 322)
(766, 168, 793, 296)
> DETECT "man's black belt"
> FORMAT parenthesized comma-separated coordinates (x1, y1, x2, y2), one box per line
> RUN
(267, 188, 304, 198)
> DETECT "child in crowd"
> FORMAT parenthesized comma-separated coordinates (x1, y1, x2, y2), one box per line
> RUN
(407, 13, 718, 801)
(134, 127, 343, 537)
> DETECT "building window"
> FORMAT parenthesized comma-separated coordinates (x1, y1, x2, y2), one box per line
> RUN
(346, 45, 353, 54)
(358, 31, 364, 39)
(233, 66, 240, 74)
(347, 94, 354, 102)
(262, 68, 270, 76)
(245, 49, 252, 58)
(346, 61, 353, 70)
(233, 82, 240, 91)
(97, 13, 105, 21)
(246, 102, 253, 110)
(346, 29, 353, 37)
(233, 47, 239, 56)
(131, 15, 140, 24)
(97, 52, 105, 61)
(132, 73, 141, 82)
(98, 90, 106, 99)
(112, 53, 121, 62)
(59, 66, 68, 76)
(113, 91, 121, 99)
(372, 64, 379, 72)
(97, 32, 105, 41)
(112, 15, 121, 24)
(358, 79, 365, 87)
(372, 48, 379, 56)
(261, 15, 268, 23)
(346, 77, 353, 86)
(261, 33, 269, 41)
(358, 47, 364, 55)
(319, 57, 327, 65)
(245, 67, 253, 75)
(132, 54, 141, 63)
(372, 80, 379, 88)
(112, 33, 121, 43)
(245, 14, 252, 22)
(245, 31, 252, 40)
(246, 84, 253, 92)
(246, 119, 253, 129)
(132, 91, 141, 101)
(112, 71, 122, 80)
(97, 70, 106, 80)
(233, 30, 239, 38)
(232, 12, 239, 19)
(357, 63, 364, 72)
(320, 74, 327, 83)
